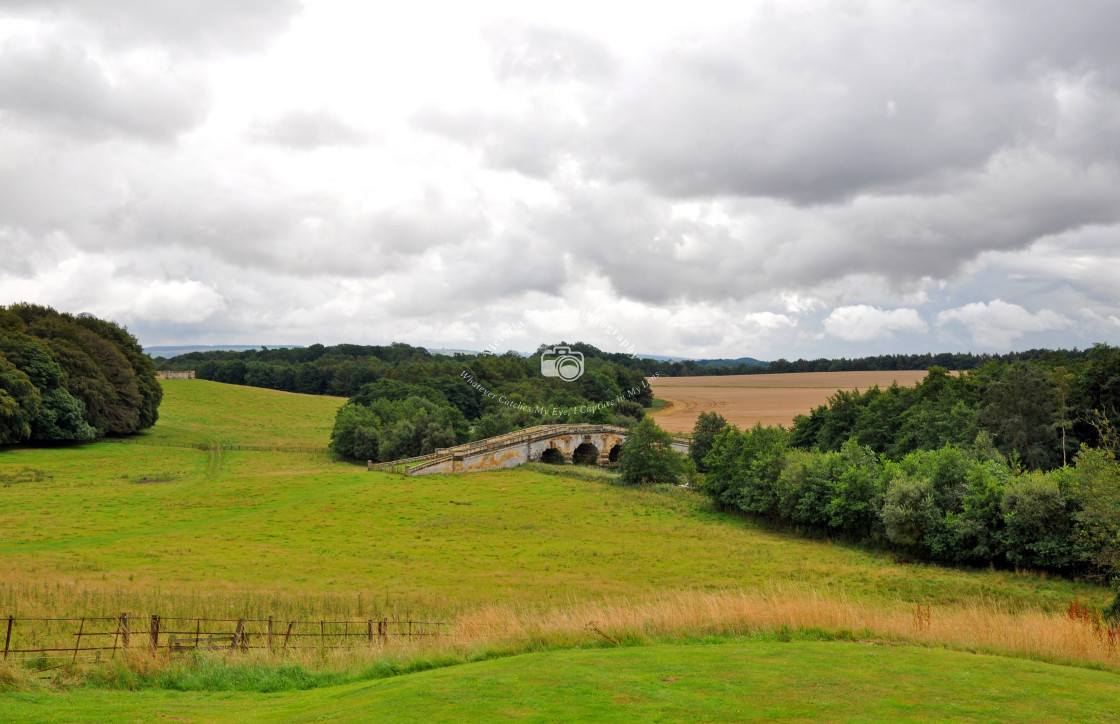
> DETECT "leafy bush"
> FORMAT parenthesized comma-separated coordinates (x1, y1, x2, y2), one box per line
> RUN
(330, 397, 460, 462)
(619, 417, 686, 485)
(881, 471, 940, 548)
(702, 423, 788, 515)
(1001, 472, 1075, 570)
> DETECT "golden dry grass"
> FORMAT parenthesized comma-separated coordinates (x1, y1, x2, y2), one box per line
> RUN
(5, 587, 1114, 692)
(650, 371, 933, 433)
(455, 587, 1120, 672)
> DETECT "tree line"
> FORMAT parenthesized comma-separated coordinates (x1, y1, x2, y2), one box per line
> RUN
(686, 345, 1120, 614)
(559, 344, 1098, 378)
(0, 304, 162, 444)
(787, 345, 1120, 469)
(155, 340, 1102, 383)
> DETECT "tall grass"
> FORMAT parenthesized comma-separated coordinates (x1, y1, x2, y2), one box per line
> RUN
(4, 587, 1117, 692)
(0, 579, 437, 621)
(455, 587, 1120, 672)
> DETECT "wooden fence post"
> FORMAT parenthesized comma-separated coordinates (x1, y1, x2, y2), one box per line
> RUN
(234, 619, 246, 651)
(3, 616, 12, 660)
(267, 616, 274, 650)
(149, 615, 160, 652)
(73, 617, 86, 663)
(282, 621, 294, 650)
(378, 619, 387, 645)
(367, 620, 373, 647)
(121, 613, 130, 650)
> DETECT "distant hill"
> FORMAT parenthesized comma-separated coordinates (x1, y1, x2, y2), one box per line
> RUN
(696, 356, 770, 368)
(146, 345, 304, 358)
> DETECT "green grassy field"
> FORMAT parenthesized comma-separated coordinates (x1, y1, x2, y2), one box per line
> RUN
(0, 382, 1105, 618)
(1, 379, 1117, 720)
(6, 641, 1120, 723)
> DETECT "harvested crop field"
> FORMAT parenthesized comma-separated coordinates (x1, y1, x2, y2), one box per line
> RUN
(650, 370, 932, 433)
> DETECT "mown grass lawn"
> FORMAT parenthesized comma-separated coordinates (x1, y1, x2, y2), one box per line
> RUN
(6, 640, 1119, 723)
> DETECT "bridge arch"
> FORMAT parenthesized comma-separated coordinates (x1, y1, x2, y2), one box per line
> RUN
(572, 442, 599, 465)
(540, 447, 565, 465)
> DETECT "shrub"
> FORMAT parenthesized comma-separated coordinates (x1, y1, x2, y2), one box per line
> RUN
(881, 470, 940, 549)
(619, 417, 686, 485)
(1001, 472, 1075, 570)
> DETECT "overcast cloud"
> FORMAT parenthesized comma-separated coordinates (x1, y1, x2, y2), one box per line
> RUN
(2, 0, 1118, 359)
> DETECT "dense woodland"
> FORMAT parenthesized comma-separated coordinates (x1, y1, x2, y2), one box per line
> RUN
(151, 342, 1093, 383)
(151, 342, 1102, 394)
(690, 344, 1120, 607)
(0, 304, 161, 444)
(153, 340, 1100, 380)
(328, 350, 653, 462)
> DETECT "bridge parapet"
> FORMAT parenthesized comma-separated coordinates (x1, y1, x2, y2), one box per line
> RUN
(370, 424, 631, 476)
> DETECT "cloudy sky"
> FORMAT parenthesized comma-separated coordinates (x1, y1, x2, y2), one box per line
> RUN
(2, 1, 1119, 360)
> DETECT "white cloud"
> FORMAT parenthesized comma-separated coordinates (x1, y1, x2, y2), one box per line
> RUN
(0, 37, 210, 140)
(743, 312, 796, 331)
(936, 300, 1071, 349)
(1, 1, 1119, 358)
(130, 280, 227, 323)
(823, 306, 928, 342)
(249, 109, 369, 149)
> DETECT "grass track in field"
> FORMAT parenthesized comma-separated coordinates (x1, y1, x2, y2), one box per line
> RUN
(6, 640, 1119, 722)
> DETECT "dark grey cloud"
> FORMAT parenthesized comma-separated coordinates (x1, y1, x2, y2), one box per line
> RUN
(438, 5, 1120, 206)
(592, 1, 1120, 204)
(0, 38, 208, 140)
(536, 150, 1120, 308)
(3, 1, 1119, 357)
(412, 4, 1120, 317)
(250, 109, 370, 149)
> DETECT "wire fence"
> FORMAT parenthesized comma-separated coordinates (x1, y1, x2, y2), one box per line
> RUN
(1, 614, 447, 663)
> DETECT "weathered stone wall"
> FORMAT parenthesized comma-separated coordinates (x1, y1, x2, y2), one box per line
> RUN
(406, 428, 628, 476)
(156, 370, 196, 380)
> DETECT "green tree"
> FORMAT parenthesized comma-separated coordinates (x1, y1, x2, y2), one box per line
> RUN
(1066, 444, 1120, 582)
(881, 470, 940, 549)
(978, 361, 1061, 470)
(619, 417, 685, 484)
(31, 387, 96, 441)
(0, 353, 40, 443)
(1001, 471, 1075, 570)
(73, 313, 162, 429)
(329, 403, 381, 460)
(701, 423, 788, 516)
(825, 439, 885, 535)
(689, 411, 727, 472)
(773, 448, 837, 528)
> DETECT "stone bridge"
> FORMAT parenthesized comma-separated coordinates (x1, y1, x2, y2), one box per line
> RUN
(369, 423, 690, 476)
